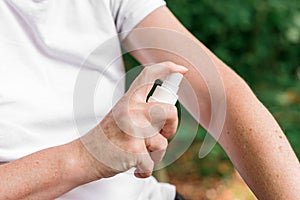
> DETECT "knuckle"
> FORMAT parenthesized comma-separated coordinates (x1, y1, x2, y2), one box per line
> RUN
(160, 137, 168, 150)
(155, 136, 168, 150)
(148, 103, 178, 123)
(160, 104, 178, 121)
(167, 105, 178, 117)
(129, 142, 144, 154)
(142, 66, 152, 76)
(149, 160, 155, 169)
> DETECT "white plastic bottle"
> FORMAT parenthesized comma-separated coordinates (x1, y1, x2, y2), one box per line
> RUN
(148, 73, 183, 105)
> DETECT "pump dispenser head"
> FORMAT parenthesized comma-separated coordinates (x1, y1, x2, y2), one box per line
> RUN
(148, 73, 183, 105)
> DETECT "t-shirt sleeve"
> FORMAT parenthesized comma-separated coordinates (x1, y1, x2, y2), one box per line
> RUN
(110, 0, 166, 40)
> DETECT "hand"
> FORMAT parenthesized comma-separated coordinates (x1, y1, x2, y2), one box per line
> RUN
(80, 62, 188, 179)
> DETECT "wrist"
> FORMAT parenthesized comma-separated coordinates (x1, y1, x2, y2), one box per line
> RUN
(61, 139, 102, 186)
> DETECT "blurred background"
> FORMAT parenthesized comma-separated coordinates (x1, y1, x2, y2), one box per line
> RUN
(124, 0, 300, 199)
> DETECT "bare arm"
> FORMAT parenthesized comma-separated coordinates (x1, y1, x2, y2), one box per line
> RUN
(0, 140, 98, 200)
(124, 6, 300, 199)
(0, 63, 185, 199)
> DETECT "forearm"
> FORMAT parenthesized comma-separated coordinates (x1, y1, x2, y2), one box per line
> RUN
(190, 61, 300, 198)
(191, 29, 300, 200)
(0, 62, 184, 199)
(188, 46, 300, 198)
(215, 65, 300, 199)
(0, 140, 97, 200)
(183, 55, 300, 198)
(126, 6, 300, 199)
(0, 61, 184, 199)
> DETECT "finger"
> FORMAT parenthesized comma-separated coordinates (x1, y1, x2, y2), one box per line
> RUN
(134, 149, 154, 178)
(128, 62, 188, 102)
(147, 102, 178, 139)
(145, 133, 168, 164)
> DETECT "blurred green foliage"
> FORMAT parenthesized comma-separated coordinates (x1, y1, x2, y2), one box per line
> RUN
(167, 0, 300, 85)
(125, 0, 300, 178)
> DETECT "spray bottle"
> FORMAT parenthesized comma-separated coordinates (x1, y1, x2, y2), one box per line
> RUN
(148, 73, 183, 105)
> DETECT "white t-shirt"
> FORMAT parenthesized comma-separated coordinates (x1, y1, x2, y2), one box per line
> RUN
(0, 0, 176, 199)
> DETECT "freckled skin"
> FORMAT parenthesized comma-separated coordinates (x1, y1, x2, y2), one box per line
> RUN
(128, 6, 300, 200)
(0, 63, 184, 199)
(0, 144, 87, 199)
(1, 5, 299, 200)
